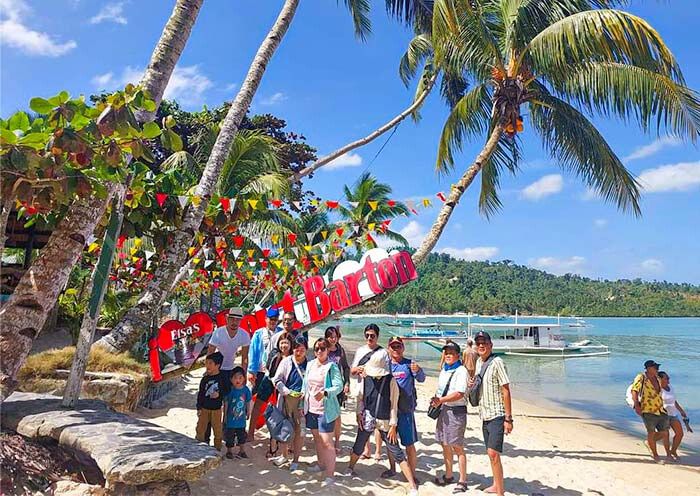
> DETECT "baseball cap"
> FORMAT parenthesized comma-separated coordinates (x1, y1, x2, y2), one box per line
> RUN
(388, 336, 404, 347)
(266, 307, 280, 318)
(644, 359, 661, 369)
(442, 341, 461, 354)
(474, 331, 492, 343)
(228, 307, 244, 317)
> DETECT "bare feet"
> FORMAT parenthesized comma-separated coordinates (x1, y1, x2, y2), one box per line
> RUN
(484, 485, 505, 495)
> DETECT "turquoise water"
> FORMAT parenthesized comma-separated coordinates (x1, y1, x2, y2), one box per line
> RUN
(323, 316, 700, 453)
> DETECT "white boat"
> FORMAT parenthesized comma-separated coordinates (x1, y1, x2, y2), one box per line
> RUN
(430, 322, 609, 357)
(568, 317, 589, 328)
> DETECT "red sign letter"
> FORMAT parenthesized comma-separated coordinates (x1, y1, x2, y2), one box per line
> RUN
(303, 275, 331, 322)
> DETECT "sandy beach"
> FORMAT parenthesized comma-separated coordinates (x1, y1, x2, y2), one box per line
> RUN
(133, 366, 700, 495)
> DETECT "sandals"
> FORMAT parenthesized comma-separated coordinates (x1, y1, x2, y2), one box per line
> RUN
(433, 475, 455, 486)
(380, 469, 396, 479)
(452, 481, 469, 493)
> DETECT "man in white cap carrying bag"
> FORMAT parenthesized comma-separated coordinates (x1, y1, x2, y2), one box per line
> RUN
(208, 307, 251, 383)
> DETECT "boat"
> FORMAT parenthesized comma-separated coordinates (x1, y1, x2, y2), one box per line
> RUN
(429, 322, 609, 357)
(491, 315, 508, 321)
(568, 317, 589, 328)
(385, 320, 465, 328)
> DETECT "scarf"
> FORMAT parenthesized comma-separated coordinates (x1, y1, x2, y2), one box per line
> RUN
(443, 359, 462, 372)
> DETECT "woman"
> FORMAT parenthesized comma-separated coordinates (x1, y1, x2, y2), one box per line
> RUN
(271, 335, 306, 471)
(325, 326, 350, 453)
(267, 332, 293, 378)
(431, 341, 469, 493)
(302, 337, 344, 485)
(659, 371, 689, 461)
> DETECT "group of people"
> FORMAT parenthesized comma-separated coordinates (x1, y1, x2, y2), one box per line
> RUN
(631, 359, 690, 462)
(195, 306, 514, 495)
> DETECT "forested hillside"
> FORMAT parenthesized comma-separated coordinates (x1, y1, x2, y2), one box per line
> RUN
(380, 254, 700, 317)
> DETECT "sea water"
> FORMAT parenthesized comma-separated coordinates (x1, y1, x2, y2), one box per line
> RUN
(325, 316, 700, 453)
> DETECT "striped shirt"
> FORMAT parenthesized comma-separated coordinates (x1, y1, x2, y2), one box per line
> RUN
(475, 356, 510, 421)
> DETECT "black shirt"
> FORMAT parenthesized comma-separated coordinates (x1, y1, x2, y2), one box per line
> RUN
(197, 371, 230, 410)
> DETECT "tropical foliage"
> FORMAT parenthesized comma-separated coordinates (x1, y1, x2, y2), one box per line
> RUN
(382, 254, 700, 317)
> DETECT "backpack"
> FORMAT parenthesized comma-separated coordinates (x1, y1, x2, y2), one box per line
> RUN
(625, 374, 645, 408)
(468, 356, 494, 407)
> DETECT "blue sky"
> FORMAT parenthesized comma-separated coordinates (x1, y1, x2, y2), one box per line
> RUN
(2, 0, 699, 283)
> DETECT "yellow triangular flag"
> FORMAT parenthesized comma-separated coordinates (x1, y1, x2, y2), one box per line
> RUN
(273, 259, 283, 269)
(310, 199, 319, 207)
(236, 261, 244, 268)
(368, 200, 378, 211)
(134, 238, 142, 248)
(368, 223, 375, 231)
(188, 247, 197, 256)
(247, 249, 255, 258)
(279, 248, 285, 256)
(271, 234, 279, 244)
(304, 245, 312, 252)
(321, 230, 328, 240)
(87, 242, 100, 253)
(248, 199, 259, 209)
(130, 247, 137, 256)
(422, 198, 432, 207)
(193, 258, 200, 265)
(191, 195, 202, 207)
(131, 256, 139, 263)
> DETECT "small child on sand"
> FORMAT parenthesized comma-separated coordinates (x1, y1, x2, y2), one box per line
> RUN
(223, 366, 252, 459)
(196, 352, 229, 450)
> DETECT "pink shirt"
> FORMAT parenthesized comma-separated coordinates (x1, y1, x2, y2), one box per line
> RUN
(306, 359, 327, 415)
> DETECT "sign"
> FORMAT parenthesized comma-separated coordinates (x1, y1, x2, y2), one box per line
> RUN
(148, 249, 417, 380)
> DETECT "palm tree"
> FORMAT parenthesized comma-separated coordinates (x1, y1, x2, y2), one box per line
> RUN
(411, 0, 700, 265)
(0, 0, 205, 403)
(337, 172, 410, 248)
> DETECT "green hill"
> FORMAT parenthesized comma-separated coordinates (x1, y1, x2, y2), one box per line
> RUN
(380, 254, 700, 317)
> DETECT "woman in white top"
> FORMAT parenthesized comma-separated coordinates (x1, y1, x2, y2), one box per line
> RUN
(658, 371, 689, 461)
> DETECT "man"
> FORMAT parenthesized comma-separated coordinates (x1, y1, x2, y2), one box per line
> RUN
(270, 310, 307, 352)
(463, 338, 479, 379)
(385, 336, 425, 482)
(472, 331, 512, 496)
(631, 359, 671, 462)
(207, 307, 251, 382)
(246, 307, 282, 441)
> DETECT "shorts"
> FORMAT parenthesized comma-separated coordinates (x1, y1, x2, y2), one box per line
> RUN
(351, 425, 407, 463)
(435, 406, 467, 447)
(252, 372, 274, 401)
(482, 416, 505, 453)
(283, 395, 303, 427)
(305, 412, 335, 433)
(642, 413, 670, 433)
(397, 412, 418, 447)
(224, 427, 247, 447)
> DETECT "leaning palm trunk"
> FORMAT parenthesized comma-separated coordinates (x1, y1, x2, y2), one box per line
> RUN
(96, 0, 300, 353)
(0, 190, 114, 402)
(0, 195, 12, 254)
(412, 125, 503, 265)
(0, 0, 203, 403)
(293, 74, 438, 180)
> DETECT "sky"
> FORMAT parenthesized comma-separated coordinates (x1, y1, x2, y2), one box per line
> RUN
(1, 0, 699, 284)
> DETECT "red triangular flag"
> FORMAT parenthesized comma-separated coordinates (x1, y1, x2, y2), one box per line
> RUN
(233, 236, 244, 248)
(325, 200, 339, 209)
(288, 233, 297, 244)
(437, 192, 447, 202)
(155, 193, 168, 208)
(270, 199, 283, 208)
(387, 200, 396, 207)
(335, 228, 344, 237)
(220, 197, 230, 212)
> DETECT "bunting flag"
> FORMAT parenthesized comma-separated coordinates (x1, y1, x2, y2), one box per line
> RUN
(437, 192, 447, 202)
(248, 199, 259, 209)
(368, 200, 379, 211)
(325, 200, 339, 209)
(220, 198, 230, 212)
(288, 233, 297, 244)
(177, 195, 188, 208)
(387, 200, 396, 207)
(155, 193, 168, 208)
(269, 199, 283, 208)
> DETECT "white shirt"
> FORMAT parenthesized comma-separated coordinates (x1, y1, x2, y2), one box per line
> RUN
(209, 326, 251, 370)
(661, 385, 679, 417)
(436, 365, 468, 407)
(350, 345, 390, 399)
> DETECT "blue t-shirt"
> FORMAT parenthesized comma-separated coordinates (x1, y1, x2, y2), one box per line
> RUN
(391, 358, 426, 413)
(286, 358, 307, 393)
(224, 386, 252, 429)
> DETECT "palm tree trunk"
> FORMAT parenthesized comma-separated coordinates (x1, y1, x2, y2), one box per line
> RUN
(137, 0, 204, 122)
(412, 125, 503, 265)
(96, 0, 301, 353)
(292, 74, 438, 180)
(0, 189, 114, 402)
(0, 194, 13, 254)
(0, 1, 203, 403)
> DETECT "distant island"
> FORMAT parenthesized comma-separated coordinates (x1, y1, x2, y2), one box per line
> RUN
(379, 253, 700, 317)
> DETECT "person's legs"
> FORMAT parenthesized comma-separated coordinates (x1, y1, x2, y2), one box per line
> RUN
(670, 418, 684, 457)
(486, 449, 504, 495)
(442, 444, 454, 479)
(195, 410, 210, 443)
(642, 414, 660, 459)
(248, 398, 266, 441)
(406, 445, 417, 477)
(452, 445, 467, 483)
(292, 422, 303, 463)
(374, 429, 383, 459)
(349, 428, 371, 471)
(334, 417, 342, 451)
(379, 430, 416, 489)
(211, 410, 223, 451)
(319, 431, 337, 479)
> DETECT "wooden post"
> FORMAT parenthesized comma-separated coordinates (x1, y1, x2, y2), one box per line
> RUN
(62, 190, 125, 408)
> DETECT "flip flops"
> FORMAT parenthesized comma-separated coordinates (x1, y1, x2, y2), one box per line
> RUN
(433, 475, 455, 486)
(380, 469, 396, 479)
(452, 481, 469, 493)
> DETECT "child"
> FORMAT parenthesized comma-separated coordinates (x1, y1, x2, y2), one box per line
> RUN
(223, 366, 253, 459)
(196, 352, 229, 450)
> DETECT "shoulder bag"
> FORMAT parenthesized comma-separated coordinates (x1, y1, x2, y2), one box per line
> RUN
(428, 370, 456, 420)
(467, 356, 494, 407)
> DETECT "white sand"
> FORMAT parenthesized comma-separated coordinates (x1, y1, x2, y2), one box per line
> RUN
(133, 366, 700, 495)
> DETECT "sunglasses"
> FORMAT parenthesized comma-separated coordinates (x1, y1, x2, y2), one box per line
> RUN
(364, 333, 377, 339)
(314, 346, 327, 352)
(389, 343, 404, 349)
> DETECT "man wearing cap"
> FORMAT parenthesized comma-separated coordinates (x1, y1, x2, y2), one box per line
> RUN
(207, 307, 251, 383)
(473, 331, 512, 496)
(385, 336, 425, 482)
(247, 307, 282, 441)
(270, 311, 308, 353)
(631, 359, 671, 462)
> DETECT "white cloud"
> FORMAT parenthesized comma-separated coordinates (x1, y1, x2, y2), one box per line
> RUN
(639, 258, 664, 273)
(324, 152, 363, 171)
(89, 2, 127, 25)
(260, 92, 287, 106)
(0, 0, 77, 56)
(529, 256, 586, 275)
(637, 161, 700, 193)
(521, 174, 563, 201)
(594, 219, 608, 228)
(624, 136, 682, 163)
(91, 65, 212, 107)
(224, 82, 238, 92)
(439, 246, 499, 261)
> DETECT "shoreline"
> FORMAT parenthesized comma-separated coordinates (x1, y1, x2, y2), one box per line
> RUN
(132, 367, 700, 495)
